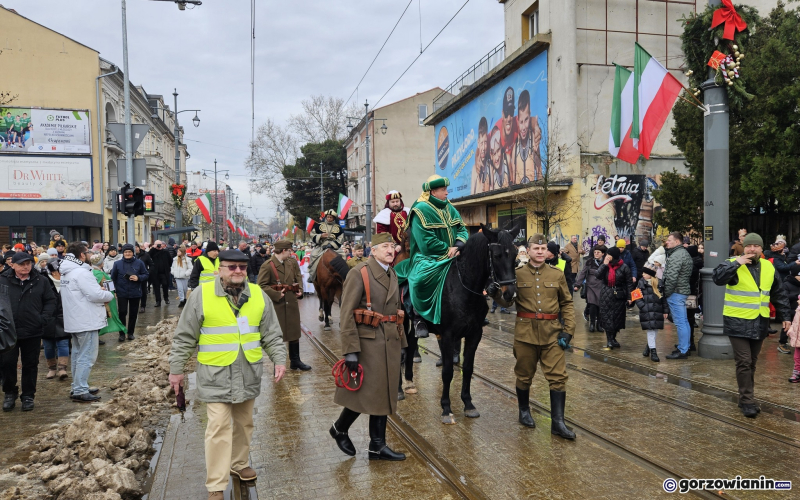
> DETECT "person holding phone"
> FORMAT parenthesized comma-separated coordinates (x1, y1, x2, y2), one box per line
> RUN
(110, 244, 149, 342)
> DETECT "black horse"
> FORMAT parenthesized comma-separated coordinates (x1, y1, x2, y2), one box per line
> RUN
(427, 223, 518, 424)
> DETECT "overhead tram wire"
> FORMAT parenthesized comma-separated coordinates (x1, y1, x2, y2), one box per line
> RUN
(373, 0, 471, 108)
(343, 0, 414, 108)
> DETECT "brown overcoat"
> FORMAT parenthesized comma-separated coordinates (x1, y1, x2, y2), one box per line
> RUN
(563, 241, 583, 274)
(334, 258, 407, 416)
(257, 255, 303, 342)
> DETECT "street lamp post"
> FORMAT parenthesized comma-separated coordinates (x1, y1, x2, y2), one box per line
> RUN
(201, 160, 229, 243)
(346, 100, 387, 243)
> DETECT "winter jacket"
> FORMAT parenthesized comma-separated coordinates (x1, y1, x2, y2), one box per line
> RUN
(764, 250, 793, 283)
(563, 242, 582, 274)
(784, 262, 800, 310)
(166, 239, 178, 260)
(575, 257, 604, 306)
(630, 247, 650, 278)
(110, 257, 149, 299)
(595, 262, 634, 333)
(59, 254, 114, 333)
(171, 256, 193, 279)
(633, 277, 665, 331)
(620, 249, 638, 280)
(0, 267, 56, 340)
(249, 252, 267, 278)
(712, 258, 792, 340)
(662, 245, 693, 297)
(149, 247, 172, 275)
(42, 275, 68, 340)
(187, 247, 202, 261)
(137, 250, 153, 273)
(102, 253, 122, 274)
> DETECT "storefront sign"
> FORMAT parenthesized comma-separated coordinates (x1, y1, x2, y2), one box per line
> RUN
(0, 107, 92, 154)
(0, 155, 93, 200)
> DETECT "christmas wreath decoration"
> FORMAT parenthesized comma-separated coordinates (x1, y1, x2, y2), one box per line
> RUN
(170, 183, 186, 208)
(679, 1, 758, 111)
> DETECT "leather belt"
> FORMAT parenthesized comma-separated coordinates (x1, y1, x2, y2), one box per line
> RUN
(517, 311, 559, 320)
(379, 315, 398, 323)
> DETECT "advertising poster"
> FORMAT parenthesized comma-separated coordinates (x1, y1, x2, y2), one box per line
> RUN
(434, 50, 548, 201)
(0, 107, 92, 154)
(0, 155, 93, 201)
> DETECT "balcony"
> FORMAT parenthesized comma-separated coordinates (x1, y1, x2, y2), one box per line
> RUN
(432, 41, 505, 112)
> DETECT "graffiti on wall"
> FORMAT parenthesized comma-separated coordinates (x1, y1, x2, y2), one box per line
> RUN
(584, 174, 661, 250)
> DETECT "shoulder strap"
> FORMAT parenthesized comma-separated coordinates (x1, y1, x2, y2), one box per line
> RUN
(269, 261, 281, 284)
(360, 266, 372, 311)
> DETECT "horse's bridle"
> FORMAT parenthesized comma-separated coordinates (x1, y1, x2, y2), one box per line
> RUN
(456, 242, 516, 296)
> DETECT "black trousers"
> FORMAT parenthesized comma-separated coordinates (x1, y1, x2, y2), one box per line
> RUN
(587, 303, 600, 323)
(728, 336, 764, 405)
(152, 272, 170, 303)
(117, 296, 141, 335)
(140, 281, 148, 307)
(2, 337, 41, 399)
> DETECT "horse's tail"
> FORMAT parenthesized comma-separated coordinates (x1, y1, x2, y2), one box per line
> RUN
(329, 254, 350, 280)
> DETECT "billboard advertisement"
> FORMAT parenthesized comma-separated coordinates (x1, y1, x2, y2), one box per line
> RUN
(0, 155, 93, 201)
(434, 50, 548, 201)
(0, 107, 92, 154)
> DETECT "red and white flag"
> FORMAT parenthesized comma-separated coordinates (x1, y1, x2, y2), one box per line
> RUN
(608, 64, 640, 164)
(195, 194, 213, 224)
(631, 43, 682, 159)
(226, 218, 235, 232)
(305, 217, 315, 233)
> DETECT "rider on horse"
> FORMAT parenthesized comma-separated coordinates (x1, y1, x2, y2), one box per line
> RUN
(400, 175, 468, 338)
(307, 209, 346, 283)
(374, 190, 409, 254)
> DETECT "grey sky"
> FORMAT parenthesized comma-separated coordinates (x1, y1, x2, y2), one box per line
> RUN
(9, 0, 502, 224)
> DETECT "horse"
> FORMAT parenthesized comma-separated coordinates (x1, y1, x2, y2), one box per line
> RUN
(425, 223, 519, 424)
(394, 229, 420, 399)
(313, 249, 349, 330)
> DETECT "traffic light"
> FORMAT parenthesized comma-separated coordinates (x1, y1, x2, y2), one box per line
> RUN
(143, 193, 155, 213)
(120, 183, 144, 216)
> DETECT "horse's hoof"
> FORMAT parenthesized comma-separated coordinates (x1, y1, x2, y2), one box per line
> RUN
(464, 408, 480, 418)
(397, 391, 405, 401)
(318, 314, 324, 322)
(324, 326, 332, 331)
(441, 414, 456, 425)
(403, 382, 417, 394)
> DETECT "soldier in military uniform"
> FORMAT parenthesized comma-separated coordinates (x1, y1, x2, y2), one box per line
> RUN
(257, 239, 310, 371)
(307, 209, 345, 283)
(346, 244, 367, 269)
(489, 233, 576, 439)
(329, 233, 408, 461)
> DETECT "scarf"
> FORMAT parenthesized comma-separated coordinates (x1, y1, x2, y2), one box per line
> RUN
(607, 259, 622, 287)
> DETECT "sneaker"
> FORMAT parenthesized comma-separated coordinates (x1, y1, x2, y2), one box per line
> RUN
(666, 350, 689, 360)
(71, 393, 101, 403)
(777, 344, 790, 354)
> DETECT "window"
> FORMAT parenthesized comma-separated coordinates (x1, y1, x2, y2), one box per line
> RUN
(10, 227, 27, 245)
(529, 9, 539, 39)
(418, 104, 428, 126)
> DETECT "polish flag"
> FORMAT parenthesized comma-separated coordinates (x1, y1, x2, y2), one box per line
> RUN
(631, 43, 682, 159)
(226, 218, 235, 232)
(608, 64, 640, 164)
(305, 217, 315, 233)
(195, 194, 213, 224)
(337, 193, 353, 219)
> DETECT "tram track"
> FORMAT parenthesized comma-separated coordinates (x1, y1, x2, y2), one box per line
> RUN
(477, 331, 800, 450)
(413, 340, 729, 500)
(300, 324, 490, 500)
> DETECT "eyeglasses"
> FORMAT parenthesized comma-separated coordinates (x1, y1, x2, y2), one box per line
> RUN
(224, 264, 248, 271)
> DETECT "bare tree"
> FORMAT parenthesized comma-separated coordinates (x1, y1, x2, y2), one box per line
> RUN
(289, 95, 361, 143)
(509, 117, 581, 238)
(245, 118, 297, 203)
(0, 91, 17, 106)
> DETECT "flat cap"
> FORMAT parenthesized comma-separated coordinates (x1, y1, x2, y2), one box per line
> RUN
(218, 249, 249, 262)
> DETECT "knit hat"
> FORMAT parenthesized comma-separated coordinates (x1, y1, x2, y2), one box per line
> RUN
(742, 233, 763, 248)
(55, 240, 66, 248)
(121, 243, 135, 253)
(639, 238, 650, 247)
(49, 230, 59, 238)
(205, 241, 220, 252)
(3, 251, 15, 261)
(615, 239, 627, 249)
(47, 248, 58, 257)
(547, 241, 560, 255)
(13, 243, 24, 251)
(641, 266, 656, 277)
(89, 252, 104, 266)
(607, 247, 621, 260)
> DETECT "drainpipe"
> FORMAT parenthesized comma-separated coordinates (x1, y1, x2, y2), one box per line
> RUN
(96, 64, 120, 243)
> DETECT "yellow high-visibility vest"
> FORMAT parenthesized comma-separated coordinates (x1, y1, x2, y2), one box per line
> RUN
(555, 258, 566, 272)
(198, 282, 264, 366)
(197, 255, 220, 283)
(722, 258, 774, 319)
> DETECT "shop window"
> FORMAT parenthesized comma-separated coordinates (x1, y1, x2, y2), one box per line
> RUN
(10, 227, 27, 245)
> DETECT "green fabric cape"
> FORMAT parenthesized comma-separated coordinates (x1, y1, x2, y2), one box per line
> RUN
(92, 269, 127, 335)
(402, 196, 468, 324)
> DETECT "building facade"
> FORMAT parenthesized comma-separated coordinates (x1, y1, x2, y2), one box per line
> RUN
(344, 88, 447, 233)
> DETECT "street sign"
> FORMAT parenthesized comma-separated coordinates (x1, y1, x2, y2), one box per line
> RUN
(106, 123, 150, 153)
(115, 158, 147, 187)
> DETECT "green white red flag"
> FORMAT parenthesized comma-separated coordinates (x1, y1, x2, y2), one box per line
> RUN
(608, 64, 640, 164)
(337, 193, 353, 219)
(195, 194, 213, 224)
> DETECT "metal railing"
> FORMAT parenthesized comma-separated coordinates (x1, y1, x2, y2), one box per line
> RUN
(432, 41, 505, 112)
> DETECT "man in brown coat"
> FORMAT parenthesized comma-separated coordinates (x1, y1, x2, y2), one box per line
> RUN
(257, 239, 310, 371)
(563, 235, 583, 275)
(329, 232, 408, 461)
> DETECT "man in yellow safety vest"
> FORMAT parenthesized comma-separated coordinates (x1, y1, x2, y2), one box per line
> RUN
(169, 249, 286, 499)
(712, 232, 791, 419)
(188, 241, 221, 290)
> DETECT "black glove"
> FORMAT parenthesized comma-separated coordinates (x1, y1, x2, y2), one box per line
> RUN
(455, 240, 465, 252)
(344, 353, 359, 373)
(486, 282, 500, 297)
(557, 332, 573, 350)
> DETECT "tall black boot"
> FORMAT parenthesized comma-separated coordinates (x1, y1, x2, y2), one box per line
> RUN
(549, 390, 576, 440)
(603, 332, 613, 350)
(515, 387, 536, 428)
(368, 415, 406, 461)
(589, 320, 595, 333)
(289, 341, 311, 371)
(329, 408, 360, 456)
(610, 331, 621, 349)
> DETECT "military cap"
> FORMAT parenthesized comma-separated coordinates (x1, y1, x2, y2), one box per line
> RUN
(371, 233, 393, 246)
(274, 239, 293, 250)
(353, 244, 363, 250)
(527, 233, 547, 245)
(218, 249, 249, 262)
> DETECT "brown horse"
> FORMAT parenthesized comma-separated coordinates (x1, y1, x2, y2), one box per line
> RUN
(313, 249, 349, 330)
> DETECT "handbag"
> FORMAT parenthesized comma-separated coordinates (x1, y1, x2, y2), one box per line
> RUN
(611, 287, 626, 301)
(685, 295, 698, 309)
(579, 280, 587, 299)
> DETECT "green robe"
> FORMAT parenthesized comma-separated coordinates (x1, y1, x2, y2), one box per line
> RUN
(92, 269, 127, 336)
(402, 195, 468, 324)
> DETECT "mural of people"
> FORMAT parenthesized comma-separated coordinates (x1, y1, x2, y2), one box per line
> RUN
(488, 126, 510, 190)
(471, 117, 490, 195)
(511, 90, 543, 184)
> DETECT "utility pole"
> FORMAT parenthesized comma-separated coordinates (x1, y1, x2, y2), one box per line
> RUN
(173, 89, 182, 234)
(364, 100, 372, 244)
(121, 0, 134, 244)
(698, 0, 732, 359)
(214, 159, 219, 242)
